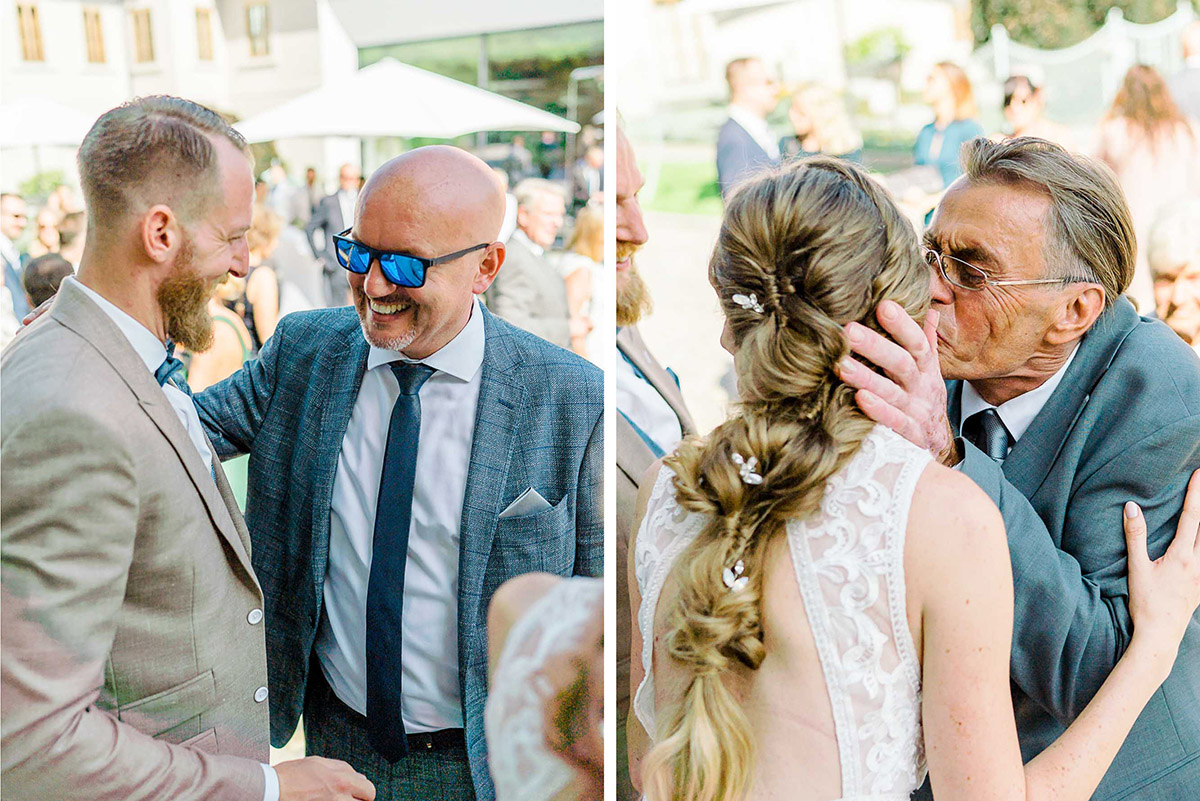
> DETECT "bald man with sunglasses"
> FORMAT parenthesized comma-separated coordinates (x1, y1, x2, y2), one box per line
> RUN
(192, 146, 604, 801)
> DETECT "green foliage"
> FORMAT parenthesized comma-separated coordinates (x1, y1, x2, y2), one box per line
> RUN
(972, 0, 1196, 49)
(18, 171, 68, 203)
(846, 27, 911, 68)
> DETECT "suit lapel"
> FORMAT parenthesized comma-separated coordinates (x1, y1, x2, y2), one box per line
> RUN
(617, 325, 697, 435)
(310, 322, 371, 588)
(457, 308, 525, 647)
(49, 281, 258, 584)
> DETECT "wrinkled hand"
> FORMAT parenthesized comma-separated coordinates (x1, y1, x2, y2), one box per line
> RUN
(1123, 469, 1200, 680)
(835, 301, 957, 465)
(275, 756, 375, 801)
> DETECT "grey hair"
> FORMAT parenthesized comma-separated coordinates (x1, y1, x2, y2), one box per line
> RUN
(1147, 200, 1200, 280)
(513, 177, 566, 210)
(77, 95, 250, 236)
(960, 136, 1136, 307)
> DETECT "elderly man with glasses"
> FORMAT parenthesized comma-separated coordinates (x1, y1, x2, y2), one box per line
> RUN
(838, 136, 1200, 801)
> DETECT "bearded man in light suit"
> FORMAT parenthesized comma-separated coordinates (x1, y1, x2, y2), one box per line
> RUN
(1, 96, 370, 801)
(194, 146, 603, 801)
(839, 136, 1200, 800)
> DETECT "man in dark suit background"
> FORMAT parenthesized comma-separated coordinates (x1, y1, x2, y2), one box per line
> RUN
(839, 136, 1200, 800)
(305, 162, 361, 306)
(716, 57, 782, 200)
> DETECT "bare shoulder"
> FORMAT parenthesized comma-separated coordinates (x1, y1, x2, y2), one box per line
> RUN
(487, 572, 563, 677)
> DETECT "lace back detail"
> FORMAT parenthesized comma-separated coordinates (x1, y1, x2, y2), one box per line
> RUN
(632, 426, 930, 799)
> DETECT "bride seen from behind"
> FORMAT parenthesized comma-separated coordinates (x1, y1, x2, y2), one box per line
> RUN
(626, 156, 1200, 801)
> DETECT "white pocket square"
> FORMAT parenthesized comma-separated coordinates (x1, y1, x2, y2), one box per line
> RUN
(499, 487, 552, 519)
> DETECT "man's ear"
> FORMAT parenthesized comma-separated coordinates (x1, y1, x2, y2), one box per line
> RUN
(473, 242, 506, 295)
(140, 204, 179, 264)
(1046, 283, 1105, 346)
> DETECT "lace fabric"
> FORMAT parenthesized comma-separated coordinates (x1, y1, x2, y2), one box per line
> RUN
(486, 576, 603, 801)
(632, 425, 931, 800)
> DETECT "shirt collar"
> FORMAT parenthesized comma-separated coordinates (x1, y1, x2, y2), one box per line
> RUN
(511, 228, 544, 257)
(365, 297, 485, 382)
(960, 345, 1079, 443)
(68, 276, 168, 375)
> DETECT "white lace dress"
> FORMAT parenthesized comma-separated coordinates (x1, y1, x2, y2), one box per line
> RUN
(486, 576, 603, 801)
(633, 425, 931, 801)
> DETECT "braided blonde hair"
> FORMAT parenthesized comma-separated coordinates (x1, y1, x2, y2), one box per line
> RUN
(642, 157, 929, 801)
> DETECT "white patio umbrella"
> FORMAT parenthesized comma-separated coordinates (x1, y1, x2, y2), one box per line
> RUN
(0, 96, 96, 148)
(234, 58, 579, 143)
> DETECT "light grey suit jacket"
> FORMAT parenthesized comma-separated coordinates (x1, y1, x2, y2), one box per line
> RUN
(484, 233, 571, 348)
(1, 279, 271, 801)
(615, 325, 695, 801)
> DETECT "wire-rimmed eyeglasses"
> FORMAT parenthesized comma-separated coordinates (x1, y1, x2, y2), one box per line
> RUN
(922, 246, 1069, 292)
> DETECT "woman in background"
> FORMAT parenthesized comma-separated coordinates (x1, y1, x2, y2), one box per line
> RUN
(780, 84, 863, 163)
(914, 62, 985, 188)
(1094, 64, 1200, 311)
(997, 73, 1074, 148)
(555, 203, 603, 360)
(226, 205, 282, 352)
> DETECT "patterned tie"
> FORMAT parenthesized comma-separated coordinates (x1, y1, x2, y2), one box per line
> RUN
(154, 339, 187, 391)
(962, 408, 1012, 462)
(366, 361, 436, 761)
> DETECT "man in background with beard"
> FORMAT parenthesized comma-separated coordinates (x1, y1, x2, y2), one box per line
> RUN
(1, 96, 372, 801)
(614, 122, 696, 801)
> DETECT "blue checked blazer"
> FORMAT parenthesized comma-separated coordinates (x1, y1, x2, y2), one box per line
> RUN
(194, 303, 603, 801)
(916, 298, 1200, 801)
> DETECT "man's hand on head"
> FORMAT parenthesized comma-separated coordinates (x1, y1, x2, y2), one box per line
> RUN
(21, 297, 53, 328)
(835, 301, 959, 466)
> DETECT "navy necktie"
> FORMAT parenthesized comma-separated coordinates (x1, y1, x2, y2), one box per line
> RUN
(366, 361, 435, 761)
(155, 340, 188, 394)
(963, 408, 1011, 462)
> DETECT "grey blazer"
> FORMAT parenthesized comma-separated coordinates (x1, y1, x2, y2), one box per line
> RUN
(1, 279, 270, 801)
(717, 117, 777, 199)
(926, 298, 1200, 800)
(484, 233, 571, 348)
(304, 193, 349, 306)
(194, 303, 604, 801)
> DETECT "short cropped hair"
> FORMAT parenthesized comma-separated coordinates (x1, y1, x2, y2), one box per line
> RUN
(77, 96, 249, 235)
(23, 254, 74, 308)
(725, 57, 758, 94)
(960, 136, 1136, 306)
(513, 178, 566, 210)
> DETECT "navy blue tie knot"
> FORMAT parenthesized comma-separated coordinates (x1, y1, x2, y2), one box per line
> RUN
(963, 408, 1012, 462)
(155, 340, 187, 389)
(391, 361, 435, 396)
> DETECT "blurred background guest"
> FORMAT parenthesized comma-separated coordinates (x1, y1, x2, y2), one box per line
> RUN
(486, 177, 575, 349)
(306, 162, 361, 306)
(1094, 64, 1200, 310)
(780, 83, 863, 163)
(301, 166, 323, 223)
(717, 56, 782, 198)
(1169, 20, 1200, 122)
(998, 73, 1074, 148)
(1, 192, 29, 320)
(21, 253, 73, 310)
(914, 61, 985, 188)
(493, 167, 519, 241)
(225, 206, 283, 352)
(1147, 200, 1200, 353)
(254, 177, 270, 206)
(552, 202, 603, 360)
(56, 211, 86, 271)
(571, 144, 604, 213)
(27, 206, 61, 260)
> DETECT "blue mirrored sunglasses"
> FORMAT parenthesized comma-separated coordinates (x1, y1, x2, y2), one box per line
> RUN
(333, 228, 490, 288)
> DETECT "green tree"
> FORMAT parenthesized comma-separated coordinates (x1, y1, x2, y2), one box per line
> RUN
(972, 0, 1197, 49)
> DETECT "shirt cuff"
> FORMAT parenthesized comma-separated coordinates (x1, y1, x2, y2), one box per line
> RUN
(262, 763, 280, 801)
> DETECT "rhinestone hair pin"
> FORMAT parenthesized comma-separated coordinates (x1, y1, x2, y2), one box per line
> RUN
(732, 293, 765, 314)
(731, 453, 763, 485)
(722, 559, 749, 591)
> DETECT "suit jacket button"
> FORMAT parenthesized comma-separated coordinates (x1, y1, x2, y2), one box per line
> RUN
(248, 608, 263, 625)
(254, 686, 269, 703)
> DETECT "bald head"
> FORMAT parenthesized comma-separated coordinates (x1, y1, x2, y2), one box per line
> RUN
(358, 146, 506, 250)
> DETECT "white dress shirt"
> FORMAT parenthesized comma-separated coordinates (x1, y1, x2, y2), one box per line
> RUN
(616, 348, 683, 455)
(510, 227, 544, 257)
(338, 189, 357, 229)
(728, 103, 782, 161)
(317, 299, 485, 731)
(960, 346, 1079, 454)
(69, 278, 277, 801)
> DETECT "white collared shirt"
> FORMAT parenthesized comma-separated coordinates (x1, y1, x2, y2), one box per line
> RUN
(70, 278, 214, 477)
(338, 189, 357, 229)
(728, 104, 782, 161)
(510, 227, 545, 258)
(317, 298, 485, 731)
(616, 343, 683, 455)
(69, 278, 276, 801)
(960, 346, 1079, 454)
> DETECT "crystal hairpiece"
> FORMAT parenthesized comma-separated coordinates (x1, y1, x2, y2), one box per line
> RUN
(730, 453, 763, 485)
(732, 293, 765, 314)
(722, 559, 749, 591)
